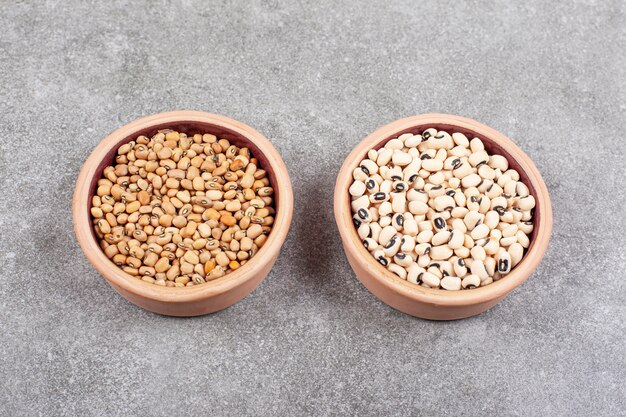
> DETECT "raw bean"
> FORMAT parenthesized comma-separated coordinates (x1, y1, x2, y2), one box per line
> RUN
(470, 245, 486, 261)
(496, 251, 511, 274)
(484, 257, 496, 276)
(430, 245, 453, 260)
(461, 274, 480, 289)
(415, 242, 431, 256)
(432, 230, 451, 246)
(434, 195, 455, 211)
(453, 258, 468, 277)
(432, 214, 447, 231)
(448, 229, 464, 250)
(470, 224, 490, 240)
(407, 264, 424, 284)
(388, 263, 408, 279)
(470, 260, 489, 280)
(421, 272, 440, 288)
(421, 159, 443, 172)
(440, 276, 461, 290)
(517, 195, 536, 211)
(349, 181, 366, 197)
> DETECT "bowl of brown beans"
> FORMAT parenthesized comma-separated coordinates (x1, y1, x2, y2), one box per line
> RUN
(73, 111, 293, 316)
(334, 114, 552, 320)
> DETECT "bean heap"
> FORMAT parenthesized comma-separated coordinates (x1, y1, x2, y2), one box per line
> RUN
(91, 130, 275, 287)
(350, 129, 535, 290)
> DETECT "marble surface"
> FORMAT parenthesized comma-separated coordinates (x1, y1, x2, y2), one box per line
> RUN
(0, 1, 624, 415)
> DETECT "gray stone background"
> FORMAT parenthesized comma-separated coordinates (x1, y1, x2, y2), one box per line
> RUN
(0, 1, 624, 416)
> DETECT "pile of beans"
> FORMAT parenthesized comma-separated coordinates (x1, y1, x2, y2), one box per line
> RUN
(350, 128, 535, 290)
(91, 130, 274, 287)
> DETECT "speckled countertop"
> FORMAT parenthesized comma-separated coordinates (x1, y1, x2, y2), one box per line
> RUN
(0, 1, 624, 416)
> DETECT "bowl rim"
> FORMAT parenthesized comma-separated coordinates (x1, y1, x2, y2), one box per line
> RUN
(73, 110, 293, 303)
(334, 113, 552, 306)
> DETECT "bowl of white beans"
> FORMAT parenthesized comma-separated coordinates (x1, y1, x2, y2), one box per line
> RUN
(334, 114, 552, 320)
(73, 111, 293, 316)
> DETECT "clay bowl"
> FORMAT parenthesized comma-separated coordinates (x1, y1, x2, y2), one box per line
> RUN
(334, 114, 552, 320)
(73, 111, 293, 316)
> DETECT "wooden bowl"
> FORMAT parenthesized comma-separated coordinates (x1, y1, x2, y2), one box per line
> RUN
(73, 111, 293, 316)
(334, 114, 552, 320)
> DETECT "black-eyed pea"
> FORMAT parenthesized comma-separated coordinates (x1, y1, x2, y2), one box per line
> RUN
(433, 195, 455, 211)
(504, 180, 517, 196)
(430, 245, 452, 260)
(508, 243, 524, 267)
(511, 208, 524, 223)
(484, 238, 499, 255)
(416, 229, 433, 244)
(453, 257, 468, 277)
(406, 264, 424, 284)
(357, 223, 370, 240)
(516, 230, 530, 248)
(484, 211, 499, 229)
(452, 162, 473, 179)
(484, 257, 496, 276)
(387, 263, 407, 279)
(382, 235, 401, 257)
(403, 218, 418, 236)
(454, 246, 470, 258)
(451, 218, 467, 234)
(378, 226, 397, 247)
(470, 224, 489, 240)
(469, 260, 489, 280)
(362, 238, 379, 252)
(495, 250, 512, 274)
(447, 229, 464, 249)
(488, 154, 508, 171)
(461, 274, 480, 289)
(517, 195, 535, 211)
(518, 221, 534, 235)
(399, 236, 415, 253)
(377, 216, 390, 228)
(478, 164, 496, 180)
(432, 230, 451, 246)
(417, 254, 431, 268)
(499, 235, 517, 247)
(421, 271, 440, 288)
(470, 245, 486, 261)
(463, 210, 483, 231)
(461, 173, 481, 188)
(440, 276, 461, 290)
(393, 253, 412, 268)
(415, 242, 431, 256)
(502, 224, 518, 238)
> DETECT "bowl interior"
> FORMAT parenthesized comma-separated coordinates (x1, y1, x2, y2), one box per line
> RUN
(342, 119, 545, 294)
(86, 120, 283, 275)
